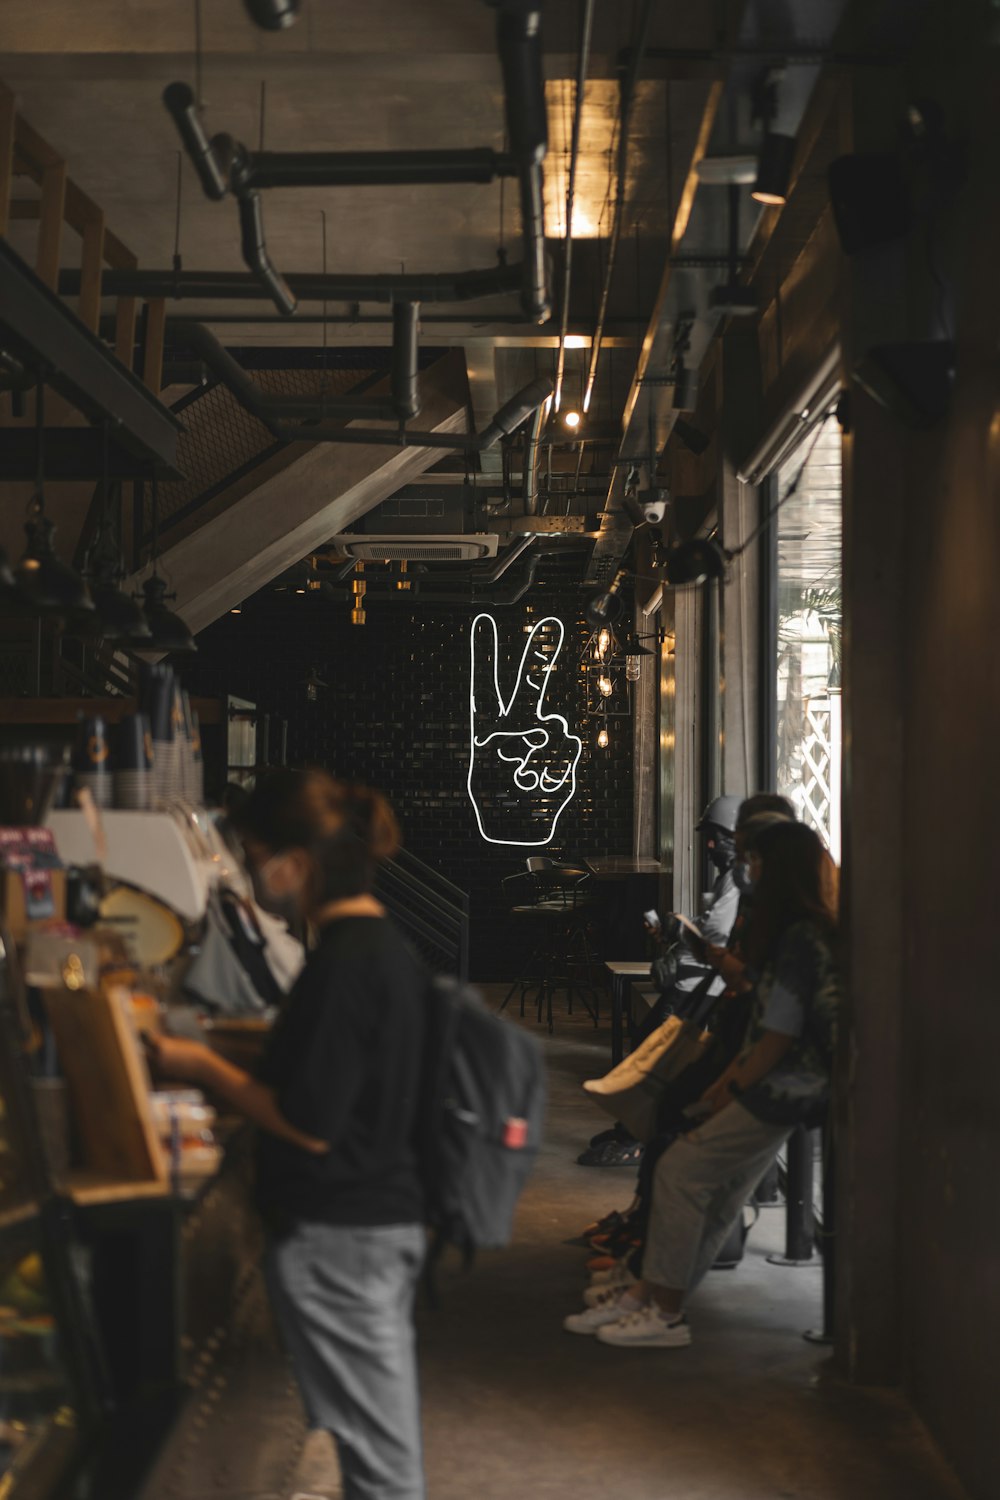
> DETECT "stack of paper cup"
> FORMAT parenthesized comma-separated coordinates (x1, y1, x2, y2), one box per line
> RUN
(141, 663, 179, 807)
(72, 715, 113, 809)
(189, 708, 204, 806)
(114, 713, 154, 810)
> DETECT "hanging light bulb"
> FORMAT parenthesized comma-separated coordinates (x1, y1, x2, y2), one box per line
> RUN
(15, 384, 95, 616)
(140, 575, 197, 653)
(598, 673, 614, 698)
(626, 655, 641, 682)
(83, 430, 152, 644)
(597, 725, 609, 749)
(136, 475, 197, 652)
(597, 628, 612, 661)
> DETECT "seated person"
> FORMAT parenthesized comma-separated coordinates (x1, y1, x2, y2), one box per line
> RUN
(567, 821, 841, 1346)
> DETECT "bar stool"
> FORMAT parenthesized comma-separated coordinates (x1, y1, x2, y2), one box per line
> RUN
(499, 867, 600, 1033)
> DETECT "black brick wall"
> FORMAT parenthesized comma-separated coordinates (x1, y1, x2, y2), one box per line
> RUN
(186, 590, 634, 979)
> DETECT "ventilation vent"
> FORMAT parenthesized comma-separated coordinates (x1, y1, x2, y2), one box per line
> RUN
(331, 533, 499, 562)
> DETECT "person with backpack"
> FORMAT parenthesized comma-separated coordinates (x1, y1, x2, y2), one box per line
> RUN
(149, 770, 431, 1500)
(567, 820, 840, 1348)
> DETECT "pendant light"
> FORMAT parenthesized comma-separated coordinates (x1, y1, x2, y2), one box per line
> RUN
(85, 424, 152, 644)
(15, 384, 95, 615)
(138, 475, 197, 653)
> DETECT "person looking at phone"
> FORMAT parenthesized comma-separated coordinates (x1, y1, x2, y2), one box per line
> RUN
(575, 820, 840, 1348)
(149, 771, 430, 1500)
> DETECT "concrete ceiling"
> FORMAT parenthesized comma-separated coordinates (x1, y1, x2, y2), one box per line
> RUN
(0, 0, 850, 632)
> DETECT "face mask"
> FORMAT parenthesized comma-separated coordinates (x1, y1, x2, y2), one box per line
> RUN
(250, 853, 303, 923)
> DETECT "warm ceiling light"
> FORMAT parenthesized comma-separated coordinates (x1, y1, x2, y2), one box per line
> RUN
(230, 607, 242, 615)
(752, 132, 796, 205)
(563, 409, 582, 429)
(563, 335, 589, 350)
(295, 588, 306, 595)
(598, 674, 614, 698)
(597, 726, 609, 749)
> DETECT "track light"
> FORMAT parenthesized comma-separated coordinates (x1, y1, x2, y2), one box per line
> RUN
(243, 0, 301, 30)
(665, 539, 727, 587)
(752, 132, 796, 205)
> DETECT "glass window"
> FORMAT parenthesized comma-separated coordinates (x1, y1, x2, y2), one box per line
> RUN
(773, 412, 843, 859)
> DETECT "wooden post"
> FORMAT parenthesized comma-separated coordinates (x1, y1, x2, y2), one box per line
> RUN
(0, 83, 15, 238)
(36, 158, 67, 290)
(79, 210, 106, 333)
(142, 298, 167, 395)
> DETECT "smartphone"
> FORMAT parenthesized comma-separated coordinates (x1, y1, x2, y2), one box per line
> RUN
(643, 909, 661, 928)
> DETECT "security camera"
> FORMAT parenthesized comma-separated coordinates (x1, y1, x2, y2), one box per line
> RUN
(641, 490, 669, 527)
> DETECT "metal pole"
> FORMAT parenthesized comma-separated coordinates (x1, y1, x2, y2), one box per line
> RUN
(553, 0, 596, 411)
(768, 1126, 817, 1265)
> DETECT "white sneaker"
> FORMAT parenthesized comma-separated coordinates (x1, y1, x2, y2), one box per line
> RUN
(596, 1305, 692, 1348)
(563, 1287, 638, 1336)
(584, 1266, 636, 1306)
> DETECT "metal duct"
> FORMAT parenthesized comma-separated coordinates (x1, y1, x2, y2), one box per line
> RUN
(60, 263, 523, 305)
(495, 4, 549, 323)
(169, 317, 421, 425)
(169, 320, 553, 454)
(520, 397, 547, 515)
(162, 0, 549, 321)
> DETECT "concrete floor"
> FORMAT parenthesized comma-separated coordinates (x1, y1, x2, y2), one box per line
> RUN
(144, 993, 969, 1500)
(407, 998, 969, 1500)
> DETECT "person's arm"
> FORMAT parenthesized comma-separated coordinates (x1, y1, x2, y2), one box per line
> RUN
(704, 943, 752, 992)
(701, 1030, 796, 1114)
(150, 1036, 330, 1154)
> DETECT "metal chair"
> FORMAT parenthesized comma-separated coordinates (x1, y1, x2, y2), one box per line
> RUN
(499, 866, 600, 1032)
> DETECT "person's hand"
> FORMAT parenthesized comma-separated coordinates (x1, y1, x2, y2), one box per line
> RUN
(706, 946, 747, 989)
(643, 915, 661, 937)
(468, 613, 583, 846)
(700, 1076, 734, 1116)
(145, 1034, 212, 1085)
(705, 943, 727, 969)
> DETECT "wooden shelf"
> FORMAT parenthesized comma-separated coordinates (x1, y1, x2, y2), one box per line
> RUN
(60, 1173, 167, 1208)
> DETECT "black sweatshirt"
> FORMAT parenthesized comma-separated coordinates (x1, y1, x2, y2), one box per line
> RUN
(255, 915, 426, 1228)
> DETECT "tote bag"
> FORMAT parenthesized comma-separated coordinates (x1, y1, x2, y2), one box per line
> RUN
(582, 1016, 710, 1142)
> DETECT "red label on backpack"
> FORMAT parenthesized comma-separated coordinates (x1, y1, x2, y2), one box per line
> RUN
(503, 1117, 529, 1150)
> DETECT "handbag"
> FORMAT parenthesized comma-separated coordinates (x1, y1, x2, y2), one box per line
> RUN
(582, 1015, 711, 1142)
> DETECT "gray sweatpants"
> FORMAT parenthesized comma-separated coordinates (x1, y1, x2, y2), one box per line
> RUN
(644, 1102, 792, 1300)
(263, 1221, 426, 1500)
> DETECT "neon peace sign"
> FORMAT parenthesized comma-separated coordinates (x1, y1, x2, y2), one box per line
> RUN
(467, 612, 583, 846)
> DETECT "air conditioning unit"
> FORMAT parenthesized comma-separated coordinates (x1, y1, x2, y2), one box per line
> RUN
(331, 533, 499, 563)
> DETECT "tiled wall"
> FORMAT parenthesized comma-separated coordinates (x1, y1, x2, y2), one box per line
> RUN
(187, 590, 634, 978)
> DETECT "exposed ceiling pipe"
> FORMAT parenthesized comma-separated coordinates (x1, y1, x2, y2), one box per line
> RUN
(261, 374, 553, 451)
(494, 3, 550, 323)
(581, 0, 657, 413)
(61, 263, 524, 304)
(168, 319, 554, 453)
(520, 394, 548, 516)
(409, 551, 541, 606)
(553, 0, 596, 412)
(163, 2, 549, 322)
(169, 317, 421, 424)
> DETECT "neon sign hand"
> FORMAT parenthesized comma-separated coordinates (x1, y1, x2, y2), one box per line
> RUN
(468, 613, 583, 846)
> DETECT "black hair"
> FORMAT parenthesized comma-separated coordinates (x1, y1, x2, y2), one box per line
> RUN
(736, 792, 797, 829)
(743, 821, 837, 968)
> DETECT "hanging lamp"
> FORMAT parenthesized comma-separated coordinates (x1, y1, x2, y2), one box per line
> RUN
(15, 384, 95, 615)
(138, 475, 197, 653)
(84, 424, 153, 644)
